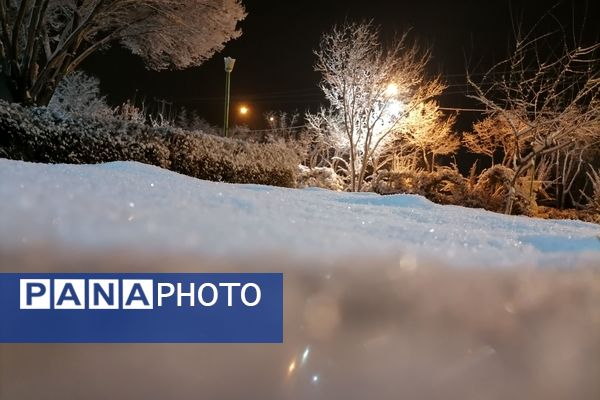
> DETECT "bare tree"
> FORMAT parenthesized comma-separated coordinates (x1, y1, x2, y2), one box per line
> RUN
(310, 21, 445, 191)
(0, 0, 246, 105)
(544, 115, 600, 208)
(468, 24, 600, 214)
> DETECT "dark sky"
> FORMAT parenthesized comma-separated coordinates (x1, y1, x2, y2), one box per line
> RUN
(83, 0, 599, 130)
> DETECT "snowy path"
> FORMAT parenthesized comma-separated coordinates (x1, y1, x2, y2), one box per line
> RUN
(1, 158, 599, 267)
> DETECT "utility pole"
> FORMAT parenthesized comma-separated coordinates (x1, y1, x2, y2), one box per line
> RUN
(223, 57, 236, 137)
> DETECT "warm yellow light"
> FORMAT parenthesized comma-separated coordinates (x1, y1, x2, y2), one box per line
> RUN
(239, 106, 249, 115)
(385, 83, 399, 97)
(269, 116, 275, 122)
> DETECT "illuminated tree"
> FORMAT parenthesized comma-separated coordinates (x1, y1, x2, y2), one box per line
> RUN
(463, 116, 522, 167)
(310, 21, 444, 191)
(0, 0, 246, 105)
(394, 100, 458, 172)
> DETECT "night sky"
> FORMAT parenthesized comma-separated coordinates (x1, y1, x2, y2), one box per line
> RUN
(83, 0, 599, 130)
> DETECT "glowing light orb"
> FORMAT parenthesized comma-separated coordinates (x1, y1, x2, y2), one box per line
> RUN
(385, 83, 399, 97)
(388, 100, 404, 116)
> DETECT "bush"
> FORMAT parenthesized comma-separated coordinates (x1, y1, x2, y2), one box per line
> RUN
(372, 166, 540, 215)
(168, 130, 298, 187)
(472, 165, 535, 216)
(0, 101, 299, 188)
(373, 168, 472, 206)
(297, 165, 345, 191)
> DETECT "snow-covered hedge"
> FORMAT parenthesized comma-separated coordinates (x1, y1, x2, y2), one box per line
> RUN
(168, 130, 298, 187)
(0, 101, 299, 187)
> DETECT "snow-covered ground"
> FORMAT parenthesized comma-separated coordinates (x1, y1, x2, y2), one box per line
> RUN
(0, 158, 598, 267)
(1, 159, 600, 400)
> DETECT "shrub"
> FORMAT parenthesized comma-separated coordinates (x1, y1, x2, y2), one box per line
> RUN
(297, 165, 345, 191)
(372, 168, 472, 206)
(167, 130, 299, 187)
(372, 170, 420, 196)
(583, 169, 600, 214)
(0, 101, 299, 188)
(471, 165, 535, 215)
(372, 166, 540, 215)
(418, 168, 471, 206)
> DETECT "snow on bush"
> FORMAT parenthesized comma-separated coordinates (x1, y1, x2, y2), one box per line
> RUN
(373, 168, 473, 206)
(297, 165, 345, 191)
(0, 101, 299, 187)
(168, 130, 299, 187)
(48, 72, 113, 118)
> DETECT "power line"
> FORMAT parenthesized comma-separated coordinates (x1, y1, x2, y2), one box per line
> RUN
(240, 107, 489, 134)
(239, 125, 310, 134)
(177, 81, 533, 105)
(439, 107, 487, 112)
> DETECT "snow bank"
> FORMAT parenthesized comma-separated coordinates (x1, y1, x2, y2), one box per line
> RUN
(1, 159, 598, 267)
(2, 159, 600, 400)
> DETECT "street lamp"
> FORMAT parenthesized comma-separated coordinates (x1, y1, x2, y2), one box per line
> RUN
(223, 57, 236, 137)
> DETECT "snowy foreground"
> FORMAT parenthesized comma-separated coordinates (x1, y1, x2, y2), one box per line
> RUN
(0, 158, 599, 267)
(1, 159, 600, 400)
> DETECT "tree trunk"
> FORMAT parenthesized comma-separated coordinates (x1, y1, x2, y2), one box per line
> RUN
(422, 148, 430, 172)
(349, 144, 357, 192)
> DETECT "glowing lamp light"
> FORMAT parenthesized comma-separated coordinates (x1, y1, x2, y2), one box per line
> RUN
(239, 106, 249, 115)
(385, 83, 399, 97)
(388, 100, 404, 116)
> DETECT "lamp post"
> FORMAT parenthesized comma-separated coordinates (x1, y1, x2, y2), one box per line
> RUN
(223, 57, 236, 137)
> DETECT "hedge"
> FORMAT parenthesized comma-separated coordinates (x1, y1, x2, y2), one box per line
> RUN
(0, 101, 299, 187)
